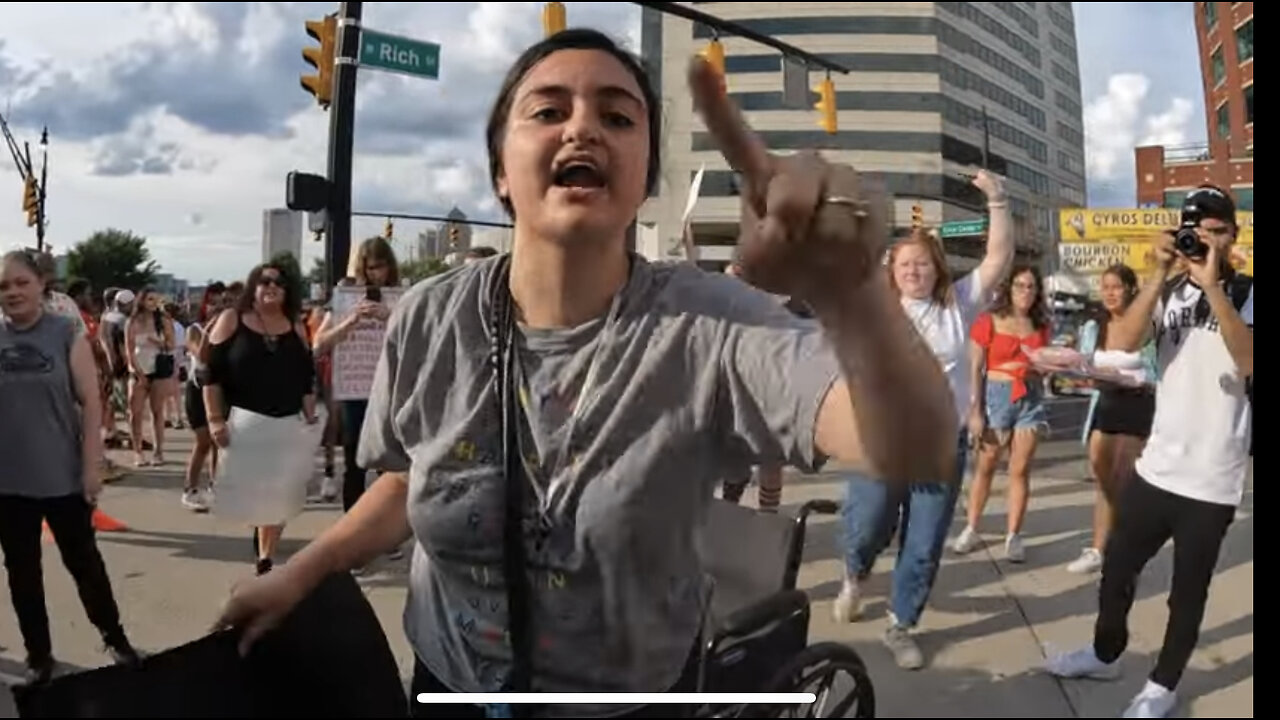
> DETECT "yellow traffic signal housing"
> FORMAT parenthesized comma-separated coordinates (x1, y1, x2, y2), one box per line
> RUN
(383, 219, 394, 239)
(543, 2, 566, 37)
(701, 39, 725, 77)
(301, 14, 337, 109)
(448, 225, 461, 247)
(910, 203, 924, 229)
(22, 177, 38, 228)
(814, 76, 837, 135)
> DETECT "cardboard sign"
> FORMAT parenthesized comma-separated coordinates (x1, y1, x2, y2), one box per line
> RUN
(330, 286, 404, 401)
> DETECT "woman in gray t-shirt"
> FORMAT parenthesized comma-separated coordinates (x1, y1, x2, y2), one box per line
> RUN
(218, 30, 958, 717)
(0, 250, 140, 685)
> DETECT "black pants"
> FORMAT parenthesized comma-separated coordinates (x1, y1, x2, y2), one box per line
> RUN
(340, 400, 370, 512)
(409, 648, 701, 719)
(0, 493, 126, 662)
(1094, 475, 1235, 690)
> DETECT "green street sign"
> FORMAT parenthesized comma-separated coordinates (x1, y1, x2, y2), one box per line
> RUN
(359, 28, 440, 80)
(939, 218, 988, 238)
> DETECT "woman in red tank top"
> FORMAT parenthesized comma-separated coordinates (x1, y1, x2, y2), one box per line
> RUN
(952, 265, 1051, 563)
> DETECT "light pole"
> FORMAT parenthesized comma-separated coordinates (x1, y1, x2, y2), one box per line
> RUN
(37, 127, 48, 252)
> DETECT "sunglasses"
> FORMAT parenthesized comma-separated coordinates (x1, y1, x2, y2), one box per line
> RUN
(259, 276, 283, 288)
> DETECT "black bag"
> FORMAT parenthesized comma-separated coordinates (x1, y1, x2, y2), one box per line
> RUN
(151, 313, 176, 380)
(11, 572, 407, 718)
(153, 353, 176, 380)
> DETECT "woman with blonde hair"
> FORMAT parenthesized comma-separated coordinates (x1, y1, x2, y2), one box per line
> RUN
(833, 172, 1013, 670)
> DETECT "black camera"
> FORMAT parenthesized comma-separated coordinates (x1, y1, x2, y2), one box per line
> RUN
(1174, 204, 1210, 261)
(1173, 225, 1208, 261)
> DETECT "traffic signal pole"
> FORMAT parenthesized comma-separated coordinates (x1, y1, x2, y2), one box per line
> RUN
(325, 2, 362, 288)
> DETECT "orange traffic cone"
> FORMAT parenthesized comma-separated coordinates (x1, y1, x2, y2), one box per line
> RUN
(41, 509, 129, 542)
(92, 509, 129, 531)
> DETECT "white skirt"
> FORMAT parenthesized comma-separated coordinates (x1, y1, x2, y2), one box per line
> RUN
(213, 407, 329, 526)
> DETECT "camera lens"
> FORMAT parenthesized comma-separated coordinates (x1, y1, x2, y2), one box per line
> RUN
(1174, 227, 1208, 260)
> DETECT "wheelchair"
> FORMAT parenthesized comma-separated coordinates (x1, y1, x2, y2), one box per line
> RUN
(690, 498, 876, 718)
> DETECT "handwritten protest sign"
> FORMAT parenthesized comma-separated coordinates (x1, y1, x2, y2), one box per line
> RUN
(331, 286, 404, 401)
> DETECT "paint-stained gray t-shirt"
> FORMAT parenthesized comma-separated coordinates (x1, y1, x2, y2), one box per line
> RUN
(359, 255, 841, 716)
(0, 313, 83, 498)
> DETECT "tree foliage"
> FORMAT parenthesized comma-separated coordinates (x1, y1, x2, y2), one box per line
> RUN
(306, 257, 327, 286)
(66, 228, 158, 292)
(399, 258, 450, 285)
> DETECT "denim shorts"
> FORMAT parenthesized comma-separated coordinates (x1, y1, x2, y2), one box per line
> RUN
(985, 378, 1047, 432)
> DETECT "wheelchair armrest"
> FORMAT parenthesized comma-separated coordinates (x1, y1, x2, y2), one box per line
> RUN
(717, 589, 809, 638)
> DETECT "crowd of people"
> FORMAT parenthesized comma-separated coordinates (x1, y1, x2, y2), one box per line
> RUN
(0, 27, 1252, 720)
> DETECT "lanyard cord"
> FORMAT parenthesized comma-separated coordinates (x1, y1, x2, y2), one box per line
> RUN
(490, 256, 535, 714)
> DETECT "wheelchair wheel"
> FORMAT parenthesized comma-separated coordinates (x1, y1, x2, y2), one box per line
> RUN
(749, 642, 875, 718)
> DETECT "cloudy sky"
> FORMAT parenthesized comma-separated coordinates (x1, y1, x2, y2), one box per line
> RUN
(0, 2, 1204, 284)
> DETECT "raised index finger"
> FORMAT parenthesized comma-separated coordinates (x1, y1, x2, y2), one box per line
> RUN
(688, 56, 774, 201)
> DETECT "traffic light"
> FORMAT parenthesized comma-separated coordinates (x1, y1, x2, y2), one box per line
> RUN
(301, 14, 337, 109)
(814, 76, 837, 135)
(910, 203, 924, 229)
(701, 39, 725, 76)
(22, 177, 38, 228)
(383, 218, 394, 239)
(543, 2, 566, 37)
(448, 225, 460, 248)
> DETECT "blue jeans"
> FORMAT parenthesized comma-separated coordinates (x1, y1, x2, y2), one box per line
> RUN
(840, 432, 967, 628)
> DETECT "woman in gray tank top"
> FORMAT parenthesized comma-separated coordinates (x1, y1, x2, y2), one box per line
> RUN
(0, 250, 141, 685)
(217, 30, 959, 717)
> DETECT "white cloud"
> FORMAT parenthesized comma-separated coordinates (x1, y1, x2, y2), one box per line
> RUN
(0, 3, 1206, 284)
(0, 1, 642, 284)
(1083, 72, 1195, 184)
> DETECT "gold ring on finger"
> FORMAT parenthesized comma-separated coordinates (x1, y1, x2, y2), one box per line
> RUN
(822, 195, 870, 218)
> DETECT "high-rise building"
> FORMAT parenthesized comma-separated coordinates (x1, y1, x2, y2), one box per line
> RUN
(1134, 2, 1252, 210)
(262, 208, 302, 263)
(637, 2, 1086, 269)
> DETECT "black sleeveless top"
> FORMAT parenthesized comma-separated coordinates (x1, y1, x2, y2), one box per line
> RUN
(207, 313, 315, 418)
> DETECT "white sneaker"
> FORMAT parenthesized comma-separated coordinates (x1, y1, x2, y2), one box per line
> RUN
(952, 526, 981, 554)
(181, 490, 209, 513)
(1044, 646, 1121, 680)
(1067, 547, 1103, 574)
(320, 475, 340, 502)
(1005, 533, 1026, 563)
(832, 578, 863, 623)
(1123, 680, 1177, 718)
(882, 623, 924, 670)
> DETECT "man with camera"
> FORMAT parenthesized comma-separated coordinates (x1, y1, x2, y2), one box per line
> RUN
(1044, 185, 1253, 718)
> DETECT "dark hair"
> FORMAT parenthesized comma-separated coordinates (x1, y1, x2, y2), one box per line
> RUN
(208, 281, 227, 294)
(67, 279, 90, 300)
(352, 236, 400, 287)
(466, 246, 499, 259)
(236, 262, 302, 321)
(484, 28, 661, 218)
(1093, 263, 1139, 348)
(130, 287, 158, 320)
(990, 264, 1050, 330)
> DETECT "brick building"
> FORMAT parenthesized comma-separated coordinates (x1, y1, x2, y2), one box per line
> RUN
(1134, 2, 1252, 210)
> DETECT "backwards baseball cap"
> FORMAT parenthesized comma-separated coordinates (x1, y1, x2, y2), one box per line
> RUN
(1182, 184, 1237, 225)
(115, 289, 136, 305)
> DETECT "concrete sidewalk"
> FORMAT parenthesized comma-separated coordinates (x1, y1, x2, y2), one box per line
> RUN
(0, 431, 1253, 718)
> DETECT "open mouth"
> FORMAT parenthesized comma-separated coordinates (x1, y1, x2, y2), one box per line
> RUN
(553, 162, 606, 190)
